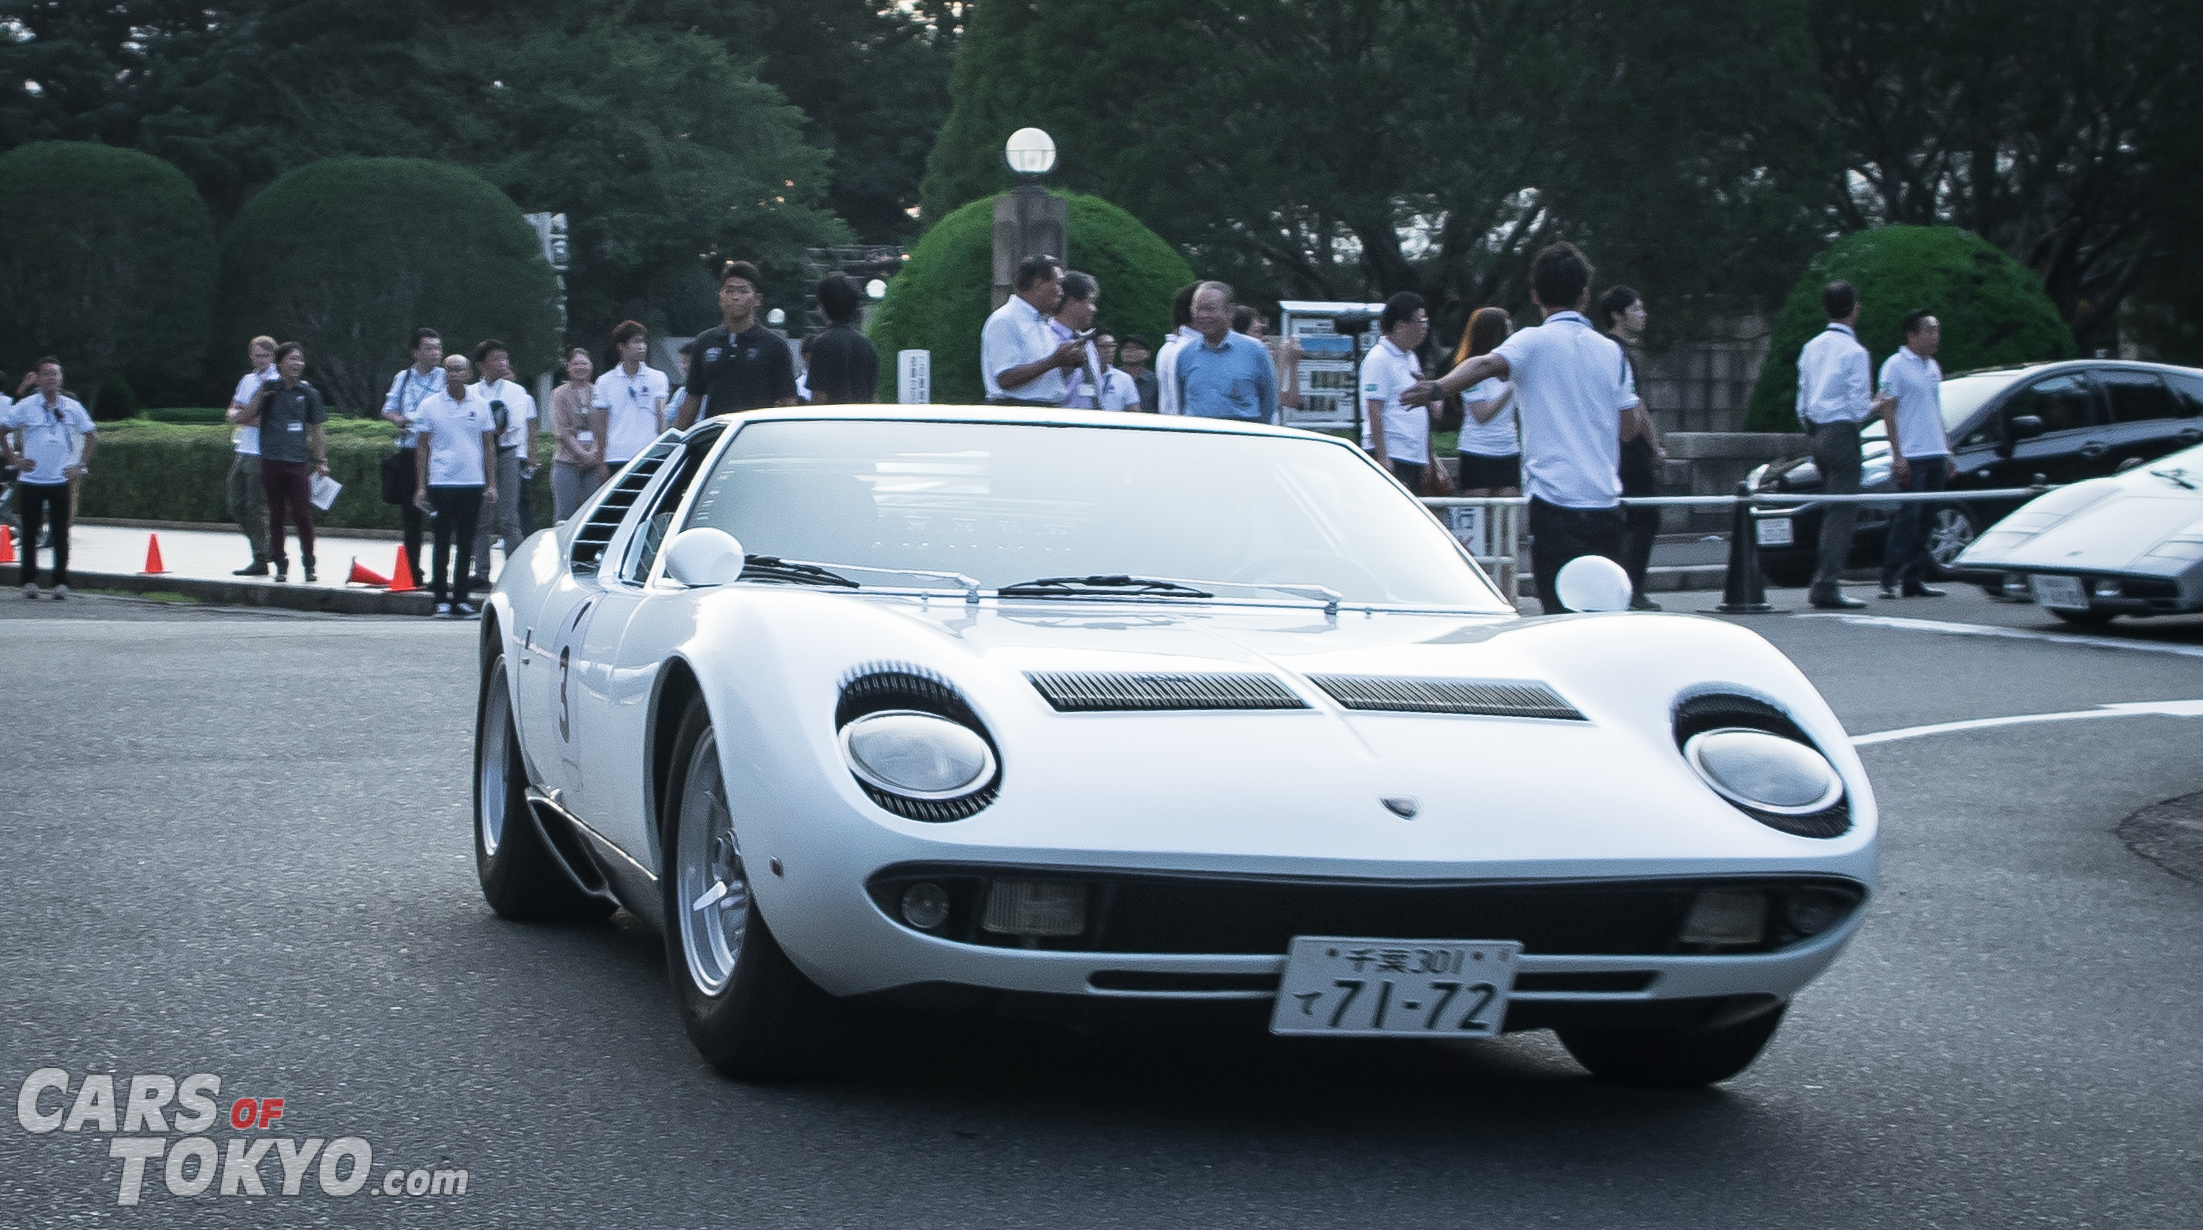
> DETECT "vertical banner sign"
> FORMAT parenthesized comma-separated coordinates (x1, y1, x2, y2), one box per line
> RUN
(898, 351, 932, 404)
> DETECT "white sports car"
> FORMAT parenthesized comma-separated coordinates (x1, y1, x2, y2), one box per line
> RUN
(474, 406, 1876, 1086)
(1955, 440, 2203, 623)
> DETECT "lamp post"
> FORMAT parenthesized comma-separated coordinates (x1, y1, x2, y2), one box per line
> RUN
(992, 127, 1068, 310)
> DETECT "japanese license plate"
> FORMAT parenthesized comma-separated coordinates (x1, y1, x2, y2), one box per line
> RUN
(1754, 516, 1795, 547)
(2032, 574, 2087, 609)
(1269, 937, 1521, 1038)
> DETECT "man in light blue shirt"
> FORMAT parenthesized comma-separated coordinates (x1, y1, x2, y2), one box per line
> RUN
(1792, 280, 1893, 609)
(1174, 282, 1278, 422)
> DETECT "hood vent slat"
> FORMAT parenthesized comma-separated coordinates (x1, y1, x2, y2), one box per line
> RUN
(1026, 670, 1308, 712)
(1307, 674, 1584, 720)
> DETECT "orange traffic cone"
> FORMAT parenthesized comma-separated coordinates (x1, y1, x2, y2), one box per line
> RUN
(347, 557, 391, 587)
(140, 534, 168, 575)
(386, 546, 419, 593)
(0, 524, 14, 565)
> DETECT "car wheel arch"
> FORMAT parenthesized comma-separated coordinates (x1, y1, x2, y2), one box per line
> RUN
(648, 656, 707, 876)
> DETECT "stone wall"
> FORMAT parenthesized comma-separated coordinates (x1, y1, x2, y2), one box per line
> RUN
(1642, 315, 1771, 435)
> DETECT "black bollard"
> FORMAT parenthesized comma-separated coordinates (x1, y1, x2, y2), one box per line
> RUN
(1712, 480, 1779, 614)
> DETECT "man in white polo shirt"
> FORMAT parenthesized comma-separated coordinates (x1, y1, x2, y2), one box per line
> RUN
(1407, 242, 1635, 613)
(981, 254, 1085, 406)
(1877, 308, 1951, 599)
(1358, 291, 1440, 491)
(1793, 281, 1895, 609)
(412, 355, 499, 617)
(469, 338, 537, 589)
(224, 335, 278, 576)
(594, 319, 667, 472)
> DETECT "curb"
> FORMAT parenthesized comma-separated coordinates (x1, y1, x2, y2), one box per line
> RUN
(78, 517, 408, 542)
(0, 563, 436, 615)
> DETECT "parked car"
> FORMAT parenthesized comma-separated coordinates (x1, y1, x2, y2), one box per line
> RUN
(1952, 440, 2203, 623)
(475, 406, 1877, 1087)
(1749, 360, 2203, 588)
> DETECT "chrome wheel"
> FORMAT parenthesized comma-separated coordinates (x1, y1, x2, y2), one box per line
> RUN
(476, 666, 512, 858)
(675, 731, 748, 996)
(1927, 506, 1978, 570)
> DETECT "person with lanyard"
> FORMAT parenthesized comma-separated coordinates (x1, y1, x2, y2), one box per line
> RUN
(469, 339, 537, 590)
(1877, 309, 1952, 600)
(594, 320, 667, 471)
(1174, 281, 1280, 423)
(412, 354, 499, 617)
(1793, 280, 1894, 609)
(980, 254, 1085, 407)
(1601, 286, 1666, 610)
(1453, 307, 1521, 496)
(1051, 271, 1106, 408)
(1090, 331, 1141, 411)
(381, 328, 445, 588)
(1403, 242, 1635, 615)
(674, 260, 799, 427)
(1358, 291, 1444, 492)
(549, 347, 608, 521)
(223, 336, 278, 576)
(4, 357, 97, 599)
(234, 342, 329, 583)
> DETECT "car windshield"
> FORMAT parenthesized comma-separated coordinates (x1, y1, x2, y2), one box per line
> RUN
(1860, 372, 2010, 440)
(682, 418, 1507, 609)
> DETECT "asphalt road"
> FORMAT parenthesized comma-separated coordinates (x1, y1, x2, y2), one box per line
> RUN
(3, 587, 2199, 1228)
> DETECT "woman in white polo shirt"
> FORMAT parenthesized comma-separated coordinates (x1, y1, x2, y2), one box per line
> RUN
(1452, 307, 1520, 496)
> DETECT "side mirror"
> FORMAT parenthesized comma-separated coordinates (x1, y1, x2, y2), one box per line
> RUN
(1554, 555, 1634, 613)
(2007, 414, 2046, 440)
(662, 528, 745, 587)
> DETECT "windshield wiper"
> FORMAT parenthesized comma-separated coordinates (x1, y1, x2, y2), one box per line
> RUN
(741, 555, 859, 588)
(2149, 467, 2197, 490)
(997, 574, 1215, 599)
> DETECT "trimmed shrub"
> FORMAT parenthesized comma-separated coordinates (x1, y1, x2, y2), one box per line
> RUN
(1746, 226, 2076, 431)
(216, 158, 561, 415)
(0, 143, 218, 418)
(870, 191, 1194, 403)
(80, 421, 557, 532)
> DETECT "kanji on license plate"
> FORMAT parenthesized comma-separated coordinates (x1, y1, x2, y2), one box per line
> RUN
(1269, 937, 1521, 1038)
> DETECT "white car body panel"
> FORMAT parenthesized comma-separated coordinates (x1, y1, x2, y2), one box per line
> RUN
(482, 407, 1877, 1011)
(1956, 442, 2203, 611)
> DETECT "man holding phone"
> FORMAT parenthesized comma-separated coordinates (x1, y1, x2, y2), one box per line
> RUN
(1051, 271, 1107, 409)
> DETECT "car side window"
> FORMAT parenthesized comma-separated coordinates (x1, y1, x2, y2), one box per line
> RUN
(2097, 370, 2176, 425)
(2162, 371, 2203, 417)
(2000, 374, 2098, 436)
(617, 427, 723, 584)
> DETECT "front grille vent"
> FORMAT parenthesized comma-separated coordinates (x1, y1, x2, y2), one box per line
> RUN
(1307, 675, 1584, 720)
(569, 440, 678, 575)
(1025, 670, 1309, 712)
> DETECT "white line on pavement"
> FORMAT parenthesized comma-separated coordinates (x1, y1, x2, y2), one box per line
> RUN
(1797, 613, 2203, 661)
(1852, 699, 2203, 746)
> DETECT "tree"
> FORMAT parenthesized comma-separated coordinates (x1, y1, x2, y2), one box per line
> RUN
(216, 157, 561, 412)
(0, 141, 217, 416)
(1745, 225, 2075, 431)
(869, 191, 1194, 404)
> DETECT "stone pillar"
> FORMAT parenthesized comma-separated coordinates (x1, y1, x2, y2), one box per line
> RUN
(992, 184, 1068, 310)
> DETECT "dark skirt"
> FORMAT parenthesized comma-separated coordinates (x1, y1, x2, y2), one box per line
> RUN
(1456, 451, 1521, 489)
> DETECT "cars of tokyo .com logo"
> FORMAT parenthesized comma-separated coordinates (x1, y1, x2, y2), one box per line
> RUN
(14, 1068, 470, 1206)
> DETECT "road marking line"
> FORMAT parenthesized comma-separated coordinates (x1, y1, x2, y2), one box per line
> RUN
(1853, 699, 2203, 746)
(1797, 613, 2203, 661)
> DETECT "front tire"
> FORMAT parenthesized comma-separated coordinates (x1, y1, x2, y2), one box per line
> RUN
(662, 695, 834, 1080)
(474, 655, 614, 922)
(1558, 1003, 1788, 1087)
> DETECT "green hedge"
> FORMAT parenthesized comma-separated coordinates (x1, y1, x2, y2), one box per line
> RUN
(80, 420, 557, 531)
(1746, 226, 2076, 430)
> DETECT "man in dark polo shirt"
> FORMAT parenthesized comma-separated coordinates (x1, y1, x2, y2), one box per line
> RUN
(805, 273, 880, 404)
(674, 260, 799, 428)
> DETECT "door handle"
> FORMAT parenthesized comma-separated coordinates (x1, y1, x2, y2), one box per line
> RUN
(2177, 428, 2202, 444)
(2078, 442, 2109, 459)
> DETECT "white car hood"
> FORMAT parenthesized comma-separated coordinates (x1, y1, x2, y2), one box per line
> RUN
(1958, 447, 2203, 576)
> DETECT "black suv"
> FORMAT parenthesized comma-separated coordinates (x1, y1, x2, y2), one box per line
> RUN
(1749, 360, 2203, 587)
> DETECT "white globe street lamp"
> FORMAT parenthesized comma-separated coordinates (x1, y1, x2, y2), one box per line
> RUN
(1003, 128, 1057, 179)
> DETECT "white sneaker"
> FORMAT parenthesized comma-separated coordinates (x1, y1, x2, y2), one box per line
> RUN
(433, 601, 453, 617)
(51, 585, 67, 601)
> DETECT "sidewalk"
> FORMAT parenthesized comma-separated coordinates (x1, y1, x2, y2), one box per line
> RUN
(0, 523, 494, 614)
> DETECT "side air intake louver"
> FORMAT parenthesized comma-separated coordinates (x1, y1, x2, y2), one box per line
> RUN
(1306, 675, 1584, 720)
(569, 441, 679, 575)
(1025, 670, 1309, 712)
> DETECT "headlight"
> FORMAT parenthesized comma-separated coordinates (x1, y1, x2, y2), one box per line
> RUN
(1683, 727, 1844, 815)
(840, 710, 997, 800)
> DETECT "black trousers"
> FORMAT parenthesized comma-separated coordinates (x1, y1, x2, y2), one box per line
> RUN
(1881, 456, 1949, 590)
(389, 448, 427, 585)
(18, 482, 70, 588)
(1807, 420, 1863, 596)
(1619, 437, 1660, 600)
(427, 486, 484, 604)
(1529, 496, 1626, 615)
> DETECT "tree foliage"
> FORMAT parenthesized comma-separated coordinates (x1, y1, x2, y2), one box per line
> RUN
(870, 192, 1194, 404)
(0, 141, 217, 416)
(1746, 226, 2075, 431)
(218, 158, 561, 412)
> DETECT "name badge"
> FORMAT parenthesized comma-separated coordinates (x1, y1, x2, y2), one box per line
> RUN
(1079, 382, 1097, 398)
(288, 421, 305, 431)
(576, 431, 594, 443)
